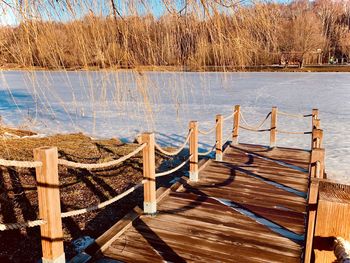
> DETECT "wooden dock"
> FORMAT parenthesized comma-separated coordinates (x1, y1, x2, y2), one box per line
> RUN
(92, 143, 311, 263)
(2, 106, 335, 263)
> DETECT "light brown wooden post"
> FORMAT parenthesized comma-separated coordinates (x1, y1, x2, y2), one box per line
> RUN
(232, 105, 240, 145)
(310, 148, 325, 178)
(270, 106, 277, 148)
(312, 129, 323, 149)
(140, 133, 156, 215)
(313, 118, 320, 129)
(313, 181, 350, 263)
(33, 147, 65, 263)
(189, 121, 199, 182)
(215, 114, 223, 161)
(312, 109, 319, 129)
(304, 179, 319, 263)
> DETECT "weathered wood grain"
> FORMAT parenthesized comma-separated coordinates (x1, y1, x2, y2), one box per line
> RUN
(99, 143, 310, 262)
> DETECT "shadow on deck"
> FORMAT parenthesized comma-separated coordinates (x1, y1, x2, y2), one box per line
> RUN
(87, 143, 311, 263)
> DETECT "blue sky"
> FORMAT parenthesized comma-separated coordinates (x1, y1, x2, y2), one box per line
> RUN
(0, 0, 292, 26)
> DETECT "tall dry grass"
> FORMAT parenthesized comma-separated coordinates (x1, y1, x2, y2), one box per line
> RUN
(0, 0, 349, 70)
(0, 0, 349, 139)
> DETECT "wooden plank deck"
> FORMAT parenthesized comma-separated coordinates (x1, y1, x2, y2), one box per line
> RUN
(98, 143, 311, 263)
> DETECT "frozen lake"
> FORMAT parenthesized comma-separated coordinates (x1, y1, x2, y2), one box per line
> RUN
(0, 71, 349, 183)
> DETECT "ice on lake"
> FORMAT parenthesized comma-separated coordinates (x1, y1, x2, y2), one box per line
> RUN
(0, 70, 349, 183)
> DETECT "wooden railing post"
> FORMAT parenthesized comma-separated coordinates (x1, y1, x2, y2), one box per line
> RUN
(304, 179, 319, 263)
(140, 133, 156, 215)
(270, 106, 277, 148)
(189, 121, 199, 182)
(216, 114, 223, 161)
(312, 109, 319, 129)
(232, 105, 240, 145)
(310, 148, 325, 178)
(33, 147, 65, 263)
(313, 118, 320, 130)
(312, 129, 323, 149)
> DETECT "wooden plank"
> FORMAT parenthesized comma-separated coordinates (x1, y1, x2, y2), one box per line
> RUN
(100, 143, 310, 263)
(144, 213, 302, 254)
(166, 191, 306, 234)
(200, 168, 308, 192)
(128, 220, 300, 263)
(110, 231, 261, 263)
(85, 206, 143, 256)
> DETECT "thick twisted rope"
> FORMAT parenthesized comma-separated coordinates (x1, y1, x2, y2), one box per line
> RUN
(155, 155, 192, 178)
(198, 143, 217, 156)
(277, 129, 311, 135)
(278, 111, 311, 118)
(58, 143, 146, 170)
(0, 219, 46, 231)
(0, 158, 42, 168)
(239, 125, 270, 132)
(334, 237, 350, 263)
(154, 129, 192, 156)
(239, 111, 271, 130)
(198, 123, 217, 135)
(223, 110, 237, 121)
(61, 181, 145, 218)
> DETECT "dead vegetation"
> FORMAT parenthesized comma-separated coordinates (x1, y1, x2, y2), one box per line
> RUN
(0, 0, 349, 70)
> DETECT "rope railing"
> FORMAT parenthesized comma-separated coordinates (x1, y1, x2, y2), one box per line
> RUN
(239, 125, 271, 132)
(223, 110, 237, 121)
(154, 129, 192, 156)
(0, 158, 42, 168)
(198, 143, 216, 156)
(61, 181, 146, 218)
(0, 219, 46, 231)
(278, 110, 312, 118)
(198, 123, 217, 135)
(239, 111, 271, 130)
(57, 143, 146, 170)
(155, 155, 192, 178)
(277, 129, 311, 135)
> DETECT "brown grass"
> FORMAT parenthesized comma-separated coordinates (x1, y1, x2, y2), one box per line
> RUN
(0, 129, 186, 262)
(0, 0, 349, 70)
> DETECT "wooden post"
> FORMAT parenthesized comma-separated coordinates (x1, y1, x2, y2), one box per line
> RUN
(310, 148, 325, 178)
(215, 114, 223, 161)
(313, 118, 320, 130)
(304, 179, 319, 263)
(313, 181, 350, 263)
(189, 121, 199, 182)
(312, 129, 323, 149)
(312, 109, 319, 129)
(270, 106, 277, 148)
(232, 105, 240, 145)
(140, 133, 156, 215)
(33, 147, 65, 263)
